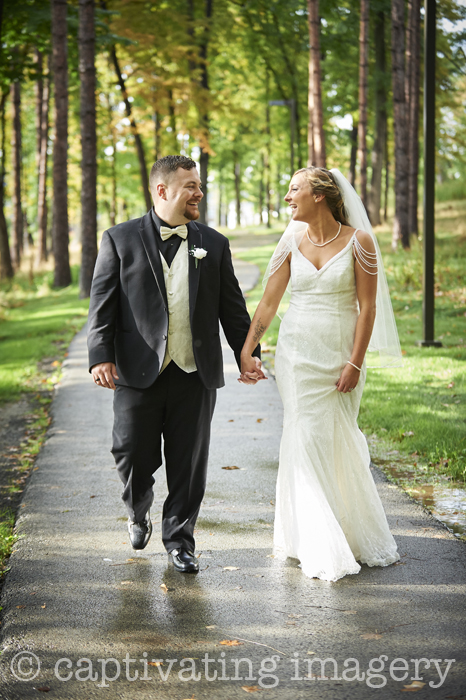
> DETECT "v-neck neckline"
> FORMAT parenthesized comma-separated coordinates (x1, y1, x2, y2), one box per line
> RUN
(296, 231, 357, 273)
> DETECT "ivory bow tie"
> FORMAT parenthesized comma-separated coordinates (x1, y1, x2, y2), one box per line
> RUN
(160, 225, 188, 241)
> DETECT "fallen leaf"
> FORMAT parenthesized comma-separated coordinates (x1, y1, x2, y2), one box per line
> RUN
(148, 661, 163, 666)
(270, 500, 274, 505)
(256, 419, 263, 423)
(222, 466, 239, 470)
(288, 613, 303, 618)
(228, 419, 234, 422)
(223, 566, 239, 571)
(402, 431, 414, 437)
(360, 633, 383, 640)
(30, 592, 36, 596)
(242, 687, 261, 693)
(160, 583, 168, 593)
(220, 639, 243, 646)
(401, 681, 426, 692)
(205, 625, 216, 629)
(90, 495, 96, 498)
(307, 651, 316, 655)
(41, 604, 46, 609)
(120, 581, 132, 585)
(447, 382, 454, 388)
(16, 605, 26, 609)
(36, 687, 51, 692)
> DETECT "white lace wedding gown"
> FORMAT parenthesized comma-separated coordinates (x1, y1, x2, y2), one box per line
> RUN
(274, 232, 399, 581)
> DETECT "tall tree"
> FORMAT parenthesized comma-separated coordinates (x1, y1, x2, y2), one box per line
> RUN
(391, 0, 410, 249)
(51, 0, 71, 287)
(10, 80, 23, 267)
(368, 8, 387, 225)
(36, 55, 50, 265)
(406, 0, 420, 235)
(0, 91, 13, 280)
(234, 157, 241, 227)
(357, 0, 369, 208)
(110, 46, 151, 211)
(78, 0, 97, 298)
(198, 0, 213, 224)
(308, 0, 326, 167)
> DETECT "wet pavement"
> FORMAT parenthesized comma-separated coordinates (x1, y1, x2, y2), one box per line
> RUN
(0, 258, 465, 699)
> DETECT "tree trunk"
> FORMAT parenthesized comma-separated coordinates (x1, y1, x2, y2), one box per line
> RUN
(348, 125, 358, 186)
(0, 91, 14, 280)
(384, 122, 389, 222)
(265, 88, 271, 228)
(10, 81, 23, 268)
(368, 10, 387, 226)
(357, 0, 369, 208)
(78, 0, 97, 298)
(406, 0, 420, 235)
(153, 108, 161, 161)
(51, 0, 71, 287)
(36, 56, 50, 265)
(218, 169, 223, 227)
(34, 50, 44, 188)
(234, 158, 241, 228)
(391, 0, 410, 249)
(308, 0, 326, 167)
(259, 155, 264, 224)
(197, 0, 213, 225)
(110, 45, 151, 211)
(109, 98, 117, 227)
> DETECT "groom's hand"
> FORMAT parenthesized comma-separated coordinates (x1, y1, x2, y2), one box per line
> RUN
(91, 362, 119, 390)
(238, 356, 267, 385)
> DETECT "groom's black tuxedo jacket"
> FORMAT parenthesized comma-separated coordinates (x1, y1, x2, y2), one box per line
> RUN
(87, 211, 259, 391)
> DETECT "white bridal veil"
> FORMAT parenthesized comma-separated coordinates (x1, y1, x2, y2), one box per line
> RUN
(263, 168, 402, 368)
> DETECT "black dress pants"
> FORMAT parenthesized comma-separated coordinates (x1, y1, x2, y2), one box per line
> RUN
(111, 361, 217, 552)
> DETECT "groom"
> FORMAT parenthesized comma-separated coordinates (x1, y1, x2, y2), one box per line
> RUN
(87, 155, 261, 573)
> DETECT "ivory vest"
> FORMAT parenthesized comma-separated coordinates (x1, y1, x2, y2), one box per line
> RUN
(159, 238, 197, 374)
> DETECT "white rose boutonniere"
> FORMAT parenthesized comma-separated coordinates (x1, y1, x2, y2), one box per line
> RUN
(189, 245, 208, 268)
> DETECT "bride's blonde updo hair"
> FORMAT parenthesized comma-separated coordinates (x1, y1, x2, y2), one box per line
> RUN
(294, 167, 350, 226)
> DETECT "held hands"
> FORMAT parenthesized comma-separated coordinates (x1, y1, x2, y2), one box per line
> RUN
(91, 362, 119, 390)
(336, 363, 360, 394)
(238, 356, 267, 385)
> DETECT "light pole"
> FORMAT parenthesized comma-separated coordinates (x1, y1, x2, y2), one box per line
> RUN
(419, 0, 442, 347)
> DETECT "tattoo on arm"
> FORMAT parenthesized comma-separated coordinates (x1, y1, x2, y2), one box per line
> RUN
(252, 318, 267, 344)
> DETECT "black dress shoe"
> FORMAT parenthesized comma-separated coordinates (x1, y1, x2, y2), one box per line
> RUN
(168, 548, 199, 573)
(128, 511, 152, 550)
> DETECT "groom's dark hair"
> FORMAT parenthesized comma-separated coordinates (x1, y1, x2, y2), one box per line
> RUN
(149, 155, 197, 191)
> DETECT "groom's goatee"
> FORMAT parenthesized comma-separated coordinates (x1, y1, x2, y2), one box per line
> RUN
(184, 207, 200, 221)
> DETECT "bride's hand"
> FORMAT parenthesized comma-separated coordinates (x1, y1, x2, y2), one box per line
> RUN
(336, 364, 360, 393)
(239, 356, 267, 384)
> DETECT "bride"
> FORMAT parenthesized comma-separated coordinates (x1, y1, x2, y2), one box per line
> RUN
(240, 167, 401, 582)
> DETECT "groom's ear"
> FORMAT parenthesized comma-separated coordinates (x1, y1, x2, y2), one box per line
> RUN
(156, 182, 168, 200)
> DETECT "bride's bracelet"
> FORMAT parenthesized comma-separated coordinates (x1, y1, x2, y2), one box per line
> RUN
(347, 361, 361, 372)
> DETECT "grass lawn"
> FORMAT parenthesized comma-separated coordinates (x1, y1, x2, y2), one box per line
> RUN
(234, 201, 466, 483)
(0, 266, 89, 403)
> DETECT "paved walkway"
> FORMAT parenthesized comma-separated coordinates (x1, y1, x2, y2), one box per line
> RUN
(0, 257, 464, 699)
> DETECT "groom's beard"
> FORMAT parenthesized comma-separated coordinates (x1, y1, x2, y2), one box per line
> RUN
(184, 203, 201, 220)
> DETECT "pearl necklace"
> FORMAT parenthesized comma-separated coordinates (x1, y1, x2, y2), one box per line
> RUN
(306, 221, 342, 247)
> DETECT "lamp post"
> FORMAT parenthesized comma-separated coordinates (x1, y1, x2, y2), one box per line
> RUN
(419, 0, 442, 347)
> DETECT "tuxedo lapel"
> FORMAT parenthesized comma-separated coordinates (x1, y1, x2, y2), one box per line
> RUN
(188, 222, 202, 324)
(138, 212, 168, 308)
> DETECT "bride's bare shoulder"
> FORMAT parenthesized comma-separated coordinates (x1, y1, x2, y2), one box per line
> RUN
(351, 227, 376, 253)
